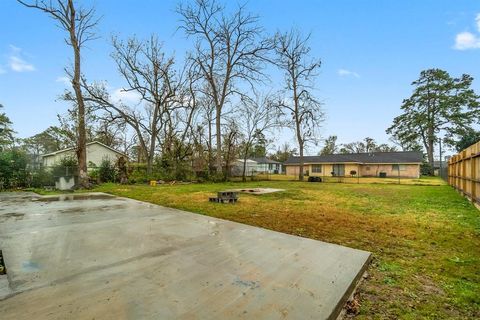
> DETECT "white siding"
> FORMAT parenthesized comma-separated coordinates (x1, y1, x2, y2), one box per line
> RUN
(255, 163, 282, 174)
(86, 143, 122, 167)
(42, 143, 123, 168)
(231, 160, 258, 176)
(43, 150, 76, 167)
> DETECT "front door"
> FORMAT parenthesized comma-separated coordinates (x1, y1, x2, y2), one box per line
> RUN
(332, 164, 345, 176)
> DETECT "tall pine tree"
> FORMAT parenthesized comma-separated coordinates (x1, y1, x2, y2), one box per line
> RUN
(387, 69, 479, 171)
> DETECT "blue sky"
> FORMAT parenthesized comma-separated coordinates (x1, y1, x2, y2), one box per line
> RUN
(0, 0, 479, 154)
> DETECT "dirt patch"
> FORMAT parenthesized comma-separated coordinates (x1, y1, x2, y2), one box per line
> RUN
(225, 188, 284, 195)
(413, 274, 445, 296)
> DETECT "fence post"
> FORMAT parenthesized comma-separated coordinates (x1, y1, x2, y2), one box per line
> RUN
(462, 150, 467, 195)
(472, 152, 477, 204)
(447, 141, 480, 207)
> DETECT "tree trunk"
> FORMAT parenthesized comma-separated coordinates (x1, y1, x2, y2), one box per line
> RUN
(298, 141, 304, 181)
(215, 107, 222, 175)
(292, 74, 304, 181)
(68, 0, 88, 188)
(242, 142, 251, 182)
(147, 118, 158, 176)
(207, 117, 213, 174)
(146, 152, 153, 176)
(294, 109, 304, 181)
(426, 125, 435, 176)
(427, 138, 435, 176)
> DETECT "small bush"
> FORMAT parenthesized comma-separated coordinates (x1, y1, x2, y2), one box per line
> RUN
(155, 157, 196, 181)
(98, 159, 116, 183)
(31, 167, 54, 188)
(128, 165, 151, 184)
(0, 149, 30, 189)
(308, 176, 322, 182)
(88, 168, 99, 183)
(420, 162, 433, 176)
(51, 157, 78, 177)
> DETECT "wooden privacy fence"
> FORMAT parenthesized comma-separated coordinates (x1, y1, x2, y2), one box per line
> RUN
(448, 141, 480, 206)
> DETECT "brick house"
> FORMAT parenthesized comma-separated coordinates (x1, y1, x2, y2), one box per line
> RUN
(284, 151, 423, 178)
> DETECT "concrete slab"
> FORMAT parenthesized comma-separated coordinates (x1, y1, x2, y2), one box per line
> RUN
(225, 188, 285, 195)
(0, 192, 370, 319)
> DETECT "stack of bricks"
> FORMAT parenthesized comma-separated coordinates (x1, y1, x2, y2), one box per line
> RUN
(209, 191, 238, 203)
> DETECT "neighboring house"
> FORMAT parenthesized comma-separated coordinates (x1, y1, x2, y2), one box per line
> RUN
(250, 157, 282, 174)
(42, 141, 126, 168)
(284, 151, 423, 178)
(433, 159, 449, 176)
(230, 159, 258, 176)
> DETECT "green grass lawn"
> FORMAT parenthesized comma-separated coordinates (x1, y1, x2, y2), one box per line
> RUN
(76, 178, 479, 318)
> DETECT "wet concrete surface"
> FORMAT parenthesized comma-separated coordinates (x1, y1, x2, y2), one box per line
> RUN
(0, 192, 370, 319)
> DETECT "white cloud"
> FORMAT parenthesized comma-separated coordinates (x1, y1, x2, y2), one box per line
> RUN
(111, 88, 142, 104)
(338, 69, 360, 78)
(454, 31, 480, 50)
(56, 76, 71, 85)
(9, 56, 35, 72)
(8, 45, 35, 72)
(9, 44, 21, 53)
(453, 13, 480, 50)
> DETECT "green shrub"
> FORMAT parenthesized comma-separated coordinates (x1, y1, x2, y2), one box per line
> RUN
(420, 162, 433, 176)
(0, 149, 30, 189)
(155, 156, 197, 181)
(31, 166, 55, 188)
(98, 159, 116, 183)
(128, 164, 150, 184)
(51, 157, 78, 177)
(88, 168, 99, 183)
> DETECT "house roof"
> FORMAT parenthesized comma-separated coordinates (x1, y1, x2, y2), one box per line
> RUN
(42, 141, 126, 158)
(250, 157, 281, 164)
(433, 160, 448, 168)
(284, 151, 423, 165)
(234, 159, 257, 163)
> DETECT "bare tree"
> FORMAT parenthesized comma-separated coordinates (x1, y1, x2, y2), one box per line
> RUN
(319, 135, 338, 155)
(338, 137, 398, 154)
(237, 91, 278, 181)
(222, 120, 241, 180)
(273, 29, 324, 181)
(84, 35, 181, 175)
(269, 142, 298, 164)
(177, 0, 272, 175)
(159, 73, 200, 179)
(93, 117, 128, 149)
(197, 88, 217, 173)
(18, 0, 100, 188)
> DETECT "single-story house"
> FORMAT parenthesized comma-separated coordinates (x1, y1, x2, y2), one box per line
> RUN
(230, 159, 258, 177)
(250, 157, 282, 174)
(284, 151, 423, 178)
(42, 141, 126, 168)
(433, 160, 449, 176)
